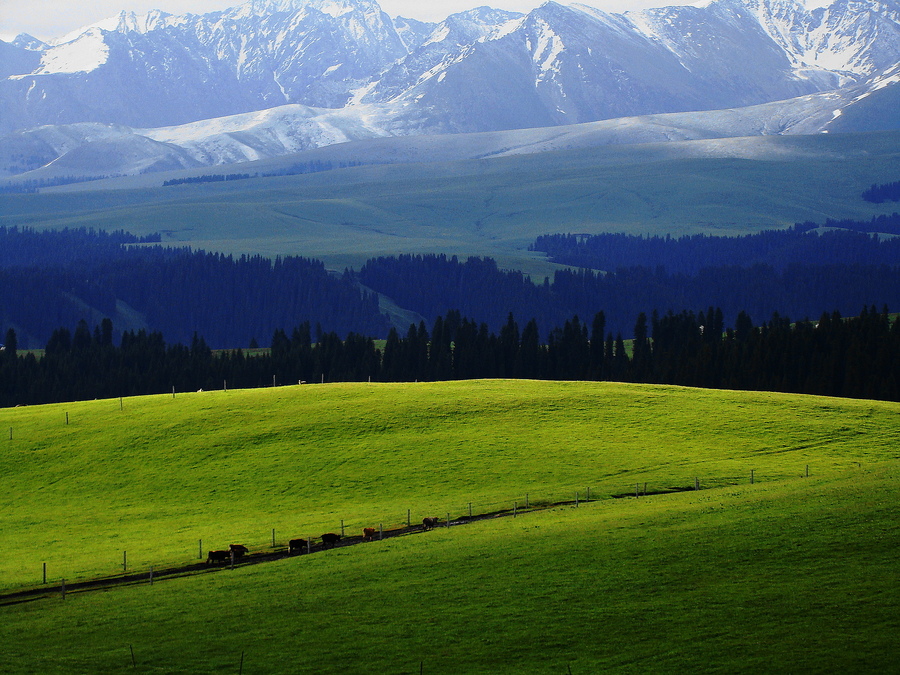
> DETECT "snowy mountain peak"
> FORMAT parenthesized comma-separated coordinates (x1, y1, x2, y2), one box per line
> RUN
(1, 0, 898, 154)
(244, 0, 383, 18)
(11, 34, 48, 50)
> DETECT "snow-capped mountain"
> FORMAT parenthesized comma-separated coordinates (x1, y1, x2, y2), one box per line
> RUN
(1, 0, 898, 177)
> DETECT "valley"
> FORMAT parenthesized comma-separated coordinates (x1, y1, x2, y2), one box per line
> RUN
(3, 131, 897, 276)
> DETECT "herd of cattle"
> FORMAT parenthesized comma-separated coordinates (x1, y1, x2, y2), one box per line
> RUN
(206, 517, 441, 564)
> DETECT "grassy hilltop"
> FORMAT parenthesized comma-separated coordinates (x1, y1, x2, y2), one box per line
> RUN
(1, 380, 898, 672)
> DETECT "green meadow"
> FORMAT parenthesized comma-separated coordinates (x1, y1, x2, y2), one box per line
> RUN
(1, 380, 898, 672)
(2, 131, 898, 276)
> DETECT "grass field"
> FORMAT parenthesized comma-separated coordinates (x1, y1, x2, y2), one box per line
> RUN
(2, 131, 898, 276)
(1, 380, 898, 672)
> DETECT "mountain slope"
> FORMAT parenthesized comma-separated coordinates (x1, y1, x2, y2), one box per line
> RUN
(2, 0, 898, 138)
(0, 77, 887, 183)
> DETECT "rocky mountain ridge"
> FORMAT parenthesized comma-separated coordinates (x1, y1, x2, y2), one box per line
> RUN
(1, 0, 898, 179)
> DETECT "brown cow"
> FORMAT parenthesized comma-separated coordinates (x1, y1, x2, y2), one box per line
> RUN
(289, 538, 308, 554)
(422, 517, 439, 531)
(206, 550, 230, 564)
(362, 527, 376, 542)
(229, 544, 249, 560)
(321, 533, 341, 548)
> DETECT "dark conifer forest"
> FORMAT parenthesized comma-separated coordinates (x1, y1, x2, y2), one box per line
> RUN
(358, 227, 900, 339)
(0, 227, 389, 349)
(3, 219, 900, 406)
(2, 306, 898, 407)
(862, 180, 900, 203)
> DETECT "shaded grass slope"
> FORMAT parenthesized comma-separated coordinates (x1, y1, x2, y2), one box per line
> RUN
(1, 380, 898, 672)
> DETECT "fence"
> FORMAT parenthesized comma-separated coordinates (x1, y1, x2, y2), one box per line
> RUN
(0, 463, 828, 606)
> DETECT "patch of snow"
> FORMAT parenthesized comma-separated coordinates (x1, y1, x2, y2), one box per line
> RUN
(36, 29, 109, 75)
(486, 17, 525, 41)
(871, 72, 900, 90)
(423, 25, 451, 47)
(532, 18, 565, 81)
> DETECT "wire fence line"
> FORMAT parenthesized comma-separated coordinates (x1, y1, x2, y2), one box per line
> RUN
(0, 464, 833, 606)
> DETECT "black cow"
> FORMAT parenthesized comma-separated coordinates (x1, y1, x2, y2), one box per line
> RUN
(289, 538, 308, 554)
(362, 527, 376, 542)
(229, 544, 249, 559)
(321, 533, 341, 548)
(422, 517, 439, 531)
(206, 550, 230, 564)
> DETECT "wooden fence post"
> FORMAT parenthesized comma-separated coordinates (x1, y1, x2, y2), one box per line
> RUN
(751, 469, 755, 484)
(123, 550, 127, 572)
(446, 512, 450, 527)
(43, 562, 47, 585)
(199, 539, 203, 560)
(407, 509, 411, 527)
(149, 566, 154, 586)
(272, 528, 276, 548)
(341, 520, 345, 537)
(61, 578, 65, 600)
(379, 523, 383, 541)
(695, 477, 700, 490)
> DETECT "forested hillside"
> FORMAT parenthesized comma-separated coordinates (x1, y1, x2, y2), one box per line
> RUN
(6, 223, 900, 350)
(0, 227, 389, 349)
(357, 232, 900, 339)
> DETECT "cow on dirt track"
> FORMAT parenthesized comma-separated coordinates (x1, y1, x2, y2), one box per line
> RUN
(229, 544, 249, 560)
(206, 550, 230, 564)
(289, 538, 308, 554)
(321, 533, 341, 548)
(422, 517, 439, 531)
(363, 528, 376, 542)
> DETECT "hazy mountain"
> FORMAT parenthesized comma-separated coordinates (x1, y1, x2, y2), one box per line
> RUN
(1, 0, 898, 179)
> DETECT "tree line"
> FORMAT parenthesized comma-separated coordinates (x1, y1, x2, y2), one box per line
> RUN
(862, 181, 900, 203)
(8, 225, 900, 356)
(0, 227, 389, 348)
(530, 219, 900, 274)
(163, 173, 253, 187)
(356, 250, 900, 340)
(2, 305, 898, 407)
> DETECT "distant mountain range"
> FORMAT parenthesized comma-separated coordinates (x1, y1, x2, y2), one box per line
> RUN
(1, 0, 899, 181)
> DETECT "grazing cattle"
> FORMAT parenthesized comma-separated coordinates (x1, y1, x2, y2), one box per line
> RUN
(229, 544, 249, 559)
(422, 517, 439, 531)
(206, 550, 230, 564)
(362, 527, 376, 542)
(321, 532, 341, 548)
(289, 538, 308, 554)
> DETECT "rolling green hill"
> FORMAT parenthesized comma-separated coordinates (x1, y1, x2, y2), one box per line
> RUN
(1, 381, 898, 672)
(2, 131, 898, 276)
